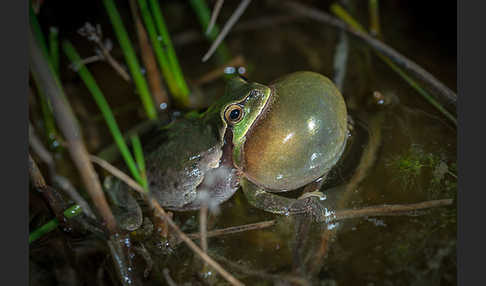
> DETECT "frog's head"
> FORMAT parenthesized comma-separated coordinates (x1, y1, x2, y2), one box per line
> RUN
(202, 76, 272, 149)
(205, 72, 348, 192)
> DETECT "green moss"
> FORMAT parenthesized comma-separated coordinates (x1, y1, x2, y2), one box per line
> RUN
(386, 144, 456, 197)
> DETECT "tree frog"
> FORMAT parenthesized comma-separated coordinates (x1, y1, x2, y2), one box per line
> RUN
(109, 71, 349, 224)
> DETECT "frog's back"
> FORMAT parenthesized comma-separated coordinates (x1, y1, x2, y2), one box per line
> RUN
(143, 118, 223, 209)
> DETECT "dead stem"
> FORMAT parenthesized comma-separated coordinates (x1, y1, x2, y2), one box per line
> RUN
(129, 0, 169, 110)
(78, 23, 131, 82)
(193, 55, 246, 85)
(30, 28, 118, 234)
(202, 0, 252, 62)
(207, 0, 225, 35)
(282, 1, 457, 107)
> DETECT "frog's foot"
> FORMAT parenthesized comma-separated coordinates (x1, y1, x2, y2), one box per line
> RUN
(290, 191, 329, 222)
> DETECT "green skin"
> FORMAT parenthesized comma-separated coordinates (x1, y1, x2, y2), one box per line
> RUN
(111, 71, 349, 223)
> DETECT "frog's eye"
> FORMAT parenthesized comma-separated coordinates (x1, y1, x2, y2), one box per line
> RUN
(224, 104, 244, 124)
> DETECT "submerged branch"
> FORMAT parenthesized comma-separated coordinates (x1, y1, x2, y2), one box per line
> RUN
(283, 1, 457, 108)
(332, 199, 454, 221)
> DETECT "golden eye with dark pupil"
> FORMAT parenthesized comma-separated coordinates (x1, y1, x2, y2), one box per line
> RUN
(224, 105, 243, 124)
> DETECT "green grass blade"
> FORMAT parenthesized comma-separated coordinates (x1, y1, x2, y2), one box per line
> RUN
(29, 204, 82, 244)
(102, 0, 157, 119)
(30, 4, 59, 148)
(49, 27, 60, 76)
(29, 3, 48, 57)
(147, 0, 190, 97)
(62, 40, 142, 183)
(189, 0, 231, 63)
(136, 0, 187, 105)
(130, 134, 148, 191)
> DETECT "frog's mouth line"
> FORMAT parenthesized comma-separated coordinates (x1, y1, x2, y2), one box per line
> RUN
(221, 128, 236, 170)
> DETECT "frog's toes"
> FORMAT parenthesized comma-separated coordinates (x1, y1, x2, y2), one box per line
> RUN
(298, 190, 326, 200)
(290, 194, 329, 222)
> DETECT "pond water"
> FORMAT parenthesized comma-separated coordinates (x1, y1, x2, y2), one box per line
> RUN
(30, 1, 456, 285)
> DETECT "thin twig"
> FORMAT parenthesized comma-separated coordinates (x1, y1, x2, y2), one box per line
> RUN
(29, 28, 119, 234)
(283, 1, 457, 107)
(78, 23, 131, 82)
(202, 0, 252, 62)
(187, 220, 276, 240)
(89, 155, 244, 286)
(69, 55, 103, 69)
(90, 155, 145, 193)
(332, 199, 454, 221)
(207, 0, 225, 35)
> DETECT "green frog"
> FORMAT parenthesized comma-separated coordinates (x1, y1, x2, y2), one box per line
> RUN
(107, 71, 349, 227)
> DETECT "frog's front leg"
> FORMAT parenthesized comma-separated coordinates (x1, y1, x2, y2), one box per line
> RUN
(240, 178, 329, 222)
